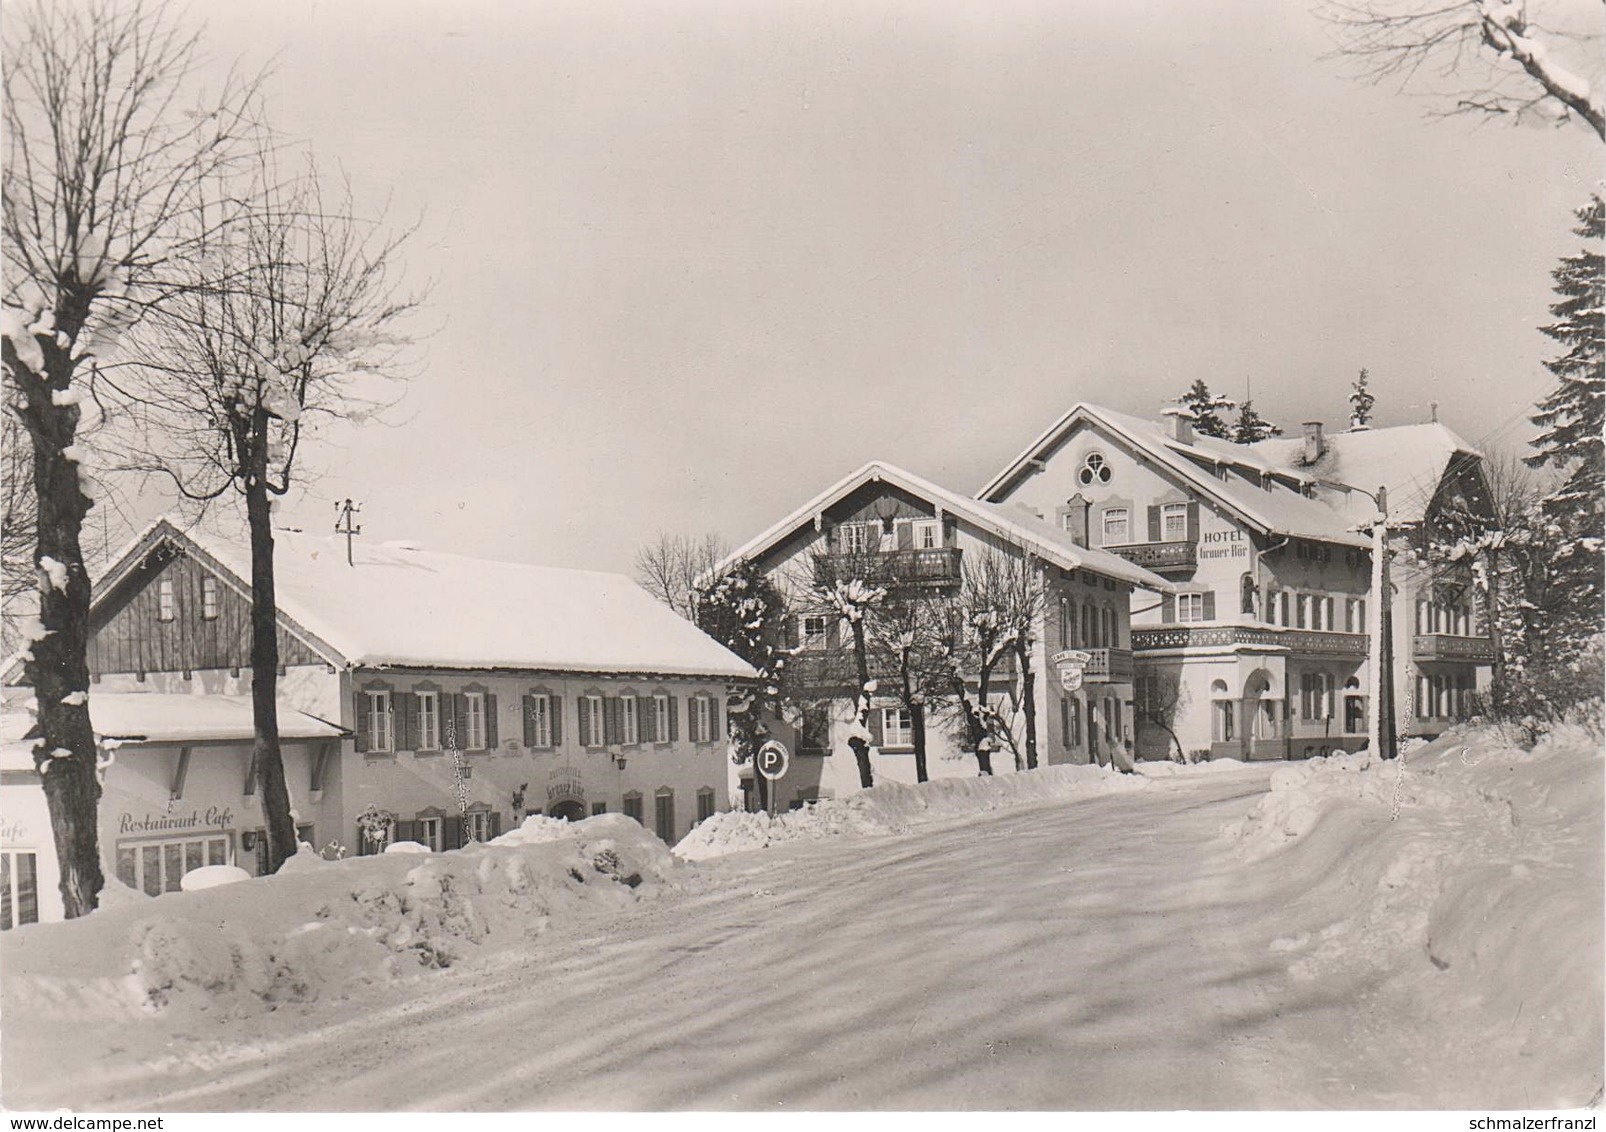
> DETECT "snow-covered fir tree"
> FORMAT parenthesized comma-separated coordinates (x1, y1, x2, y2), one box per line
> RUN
(1523, 194, 1604, 664)
(1177, 379, 1236, 439)
(697, 560, 790, 803)
(1231, 400, 1282, 443)
(1349, 368, 1375, 429)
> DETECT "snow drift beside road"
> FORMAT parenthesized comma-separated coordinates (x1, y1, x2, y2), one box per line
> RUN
(2, 814, 676, 1022)
(676, 761, 1149, 860)
(1221, 726, 1604, 1104)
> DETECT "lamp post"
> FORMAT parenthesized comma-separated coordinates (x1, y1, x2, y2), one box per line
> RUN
(1320, 480, 1397, 760)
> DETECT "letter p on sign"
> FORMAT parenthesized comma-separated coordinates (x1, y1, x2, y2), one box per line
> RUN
(756, 740, 790, 781)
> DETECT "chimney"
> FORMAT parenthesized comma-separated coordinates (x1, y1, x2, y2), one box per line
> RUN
(1161, 406, 1195, 445)
(1301, 421, 1325, 465)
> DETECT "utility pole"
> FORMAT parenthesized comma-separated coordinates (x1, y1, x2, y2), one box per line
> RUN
(335, 499, 362, 566)
(1365, 485, 1398, 760)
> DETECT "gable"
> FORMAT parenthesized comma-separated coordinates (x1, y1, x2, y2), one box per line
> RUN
(88, 542, 329, 678)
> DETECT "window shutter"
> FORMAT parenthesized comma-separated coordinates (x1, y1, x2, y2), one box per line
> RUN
(709, 693, 722, 741)
(786, 615, 801, 649)
(523, 695, 535, 747)
(639, 696, 654, 742)
(1185, 501, 1200, 542)
(577, 700, 590, 747)
(1161, 594, 1176, 623)
(1147, 506, 1161, 542)
(485, 694, 498, 747)
(1202, 590, 1216, 620)
(686, 697, 697, 742)
(390, 692, 409, 751)
(1061, 698, 1071, 745)
(604, 697, 620, 745)
(442, 815, 463, 852)
(355, 692, 370, 753)
(867, 707, 884, 748)
(395, 820, 417, 845)
(550, 695, 563, 746)
(490, 811, 502, 838)
(668, 695, 680, 741)
(826, 618, 840, 650)
(896, 522, 913, 550)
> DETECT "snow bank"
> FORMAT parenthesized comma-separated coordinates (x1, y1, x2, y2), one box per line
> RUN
(2, 814, 677, 1023)
(1132, 756, 1255, 777)
(676, 763, 1147, 860)
(1222, 727, 1603, 1104)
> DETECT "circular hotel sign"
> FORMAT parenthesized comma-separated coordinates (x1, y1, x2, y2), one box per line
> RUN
(1052, 649, 1092, 693)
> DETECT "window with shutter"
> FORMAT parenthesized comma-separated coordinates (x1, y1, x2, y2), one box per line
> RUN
(654, 788, 676, 843)
(653, 694, 670, 743)
(621, 695, 639, 745)
(416, 691, 439, 751)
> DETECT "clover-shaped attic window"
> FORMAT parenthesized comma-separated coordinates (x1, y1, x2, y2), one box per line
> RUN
(1078, 452, 1112, 487)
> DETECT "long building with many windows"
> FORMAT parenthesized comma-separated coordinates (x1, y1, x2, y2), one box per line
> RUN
(1, 519, 755, 924)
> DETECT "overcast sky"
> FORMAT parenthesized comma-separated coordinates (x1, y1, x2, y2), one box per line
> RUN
(169, 0, 1602, 576)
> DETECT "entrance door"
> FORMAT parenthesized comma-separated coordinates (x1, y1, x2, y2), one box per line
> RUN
(548, 800, 586, 823)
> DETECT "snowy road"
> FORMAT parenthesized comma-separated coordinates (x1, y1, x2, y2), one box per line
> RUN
(6, 751, 1598, 1111)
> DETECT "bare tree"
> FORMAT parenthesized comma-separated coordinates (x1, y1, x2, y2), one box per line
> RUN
(867, 589, 947, 784)
(635, 531, 729, 622)
(932, 550, 1027, 777)
(1320, 0, 1605, 140)
(2, 0, 260, 916)
(110, 146, 419, 874)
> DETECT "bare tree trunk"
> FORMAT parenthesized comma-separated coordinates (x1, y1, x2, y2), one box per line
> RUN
(244, 441, 296, 873)
(8, 324, 103, 917)
(1016, 640, 1039, 770)
(911, 700, 928, 783)
(847, 620, 874, 789)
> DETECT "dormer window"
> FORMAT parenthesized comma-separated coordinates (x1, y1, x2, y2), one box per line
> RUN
(1078, 452, 1113, 487)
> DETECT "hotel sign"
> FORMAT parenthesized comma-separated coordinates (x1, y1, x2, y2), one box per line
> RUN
(546, 766, 585, 804)
(1052, 650, 1092, 693)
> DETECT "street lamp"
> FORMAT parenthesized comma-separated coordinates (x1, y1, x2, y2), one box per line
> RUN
(1320, 480, 1397, 760)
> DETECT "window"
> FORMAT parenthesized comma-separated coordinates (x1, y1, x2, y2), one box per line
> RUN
(416, 691, 440, 751)
(1100, 507, 1130, 546)
(799, 614, 831, 650)
(697, 787, 716, 824)
(1177, 593, 1206, 623)
(881, 706, 913, 749)
(654, 788, 676, 843)
(1295, 594, 1309, 629)
(201, 576, 219, 620)
(1300, 673, 1333, 720)
(526, 693, 552, 748)
(581, 695, 604, 748)
(800, 705, 830, 754)
(466, 810, 495, 843)
(0, 850, 39, 930)
(621, 695, 639, 745)
(463, 692, 487, 750)
(115, 835, 229, 897)
(839, 522, 876, 554)
(911, 519, 941, 549)
(1078, 451, 1113, 487)
(366, 690, 394, 753)
(1161, 502, 1188, 541)
(416, 816, 442, 852)
(623, 792, 644, 824)
(1213, 699, 1236, 742)
(1062, 696, 1082, 747)
(653, 694, 671, 743)
(591, 802, 608, 816)
(157, 578, 175, 622)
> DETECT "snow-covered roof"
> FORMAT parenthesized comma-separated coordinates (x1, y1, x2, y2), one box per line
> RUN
(98, 522, 758, 681)
(977, 403, 1370, 547)
(713, 460, 1173, 591)
(0, 692, 344, 747)
(1248, 423, 1483, 527)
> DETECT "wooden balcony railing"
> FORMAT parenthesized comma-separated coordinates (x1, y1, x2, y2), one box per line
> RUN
(1105, 541, 1197, 571)
(1411, 634, 1497, 663)
(812, 547, 963, 589)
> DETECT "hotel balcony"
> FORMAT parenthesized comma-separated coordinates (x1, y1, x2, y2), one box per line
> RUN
(811, 547, 964, 590)
(1132, 625, 1368, 657)
(1081, 647, 1134, 683)
(1105, 540, 1197, 574)
(1411, 634, 1497, 664)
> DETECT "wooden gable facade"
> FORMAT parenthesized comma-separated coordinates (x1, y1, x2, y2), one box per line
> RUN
(89, 540, 327, 678)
